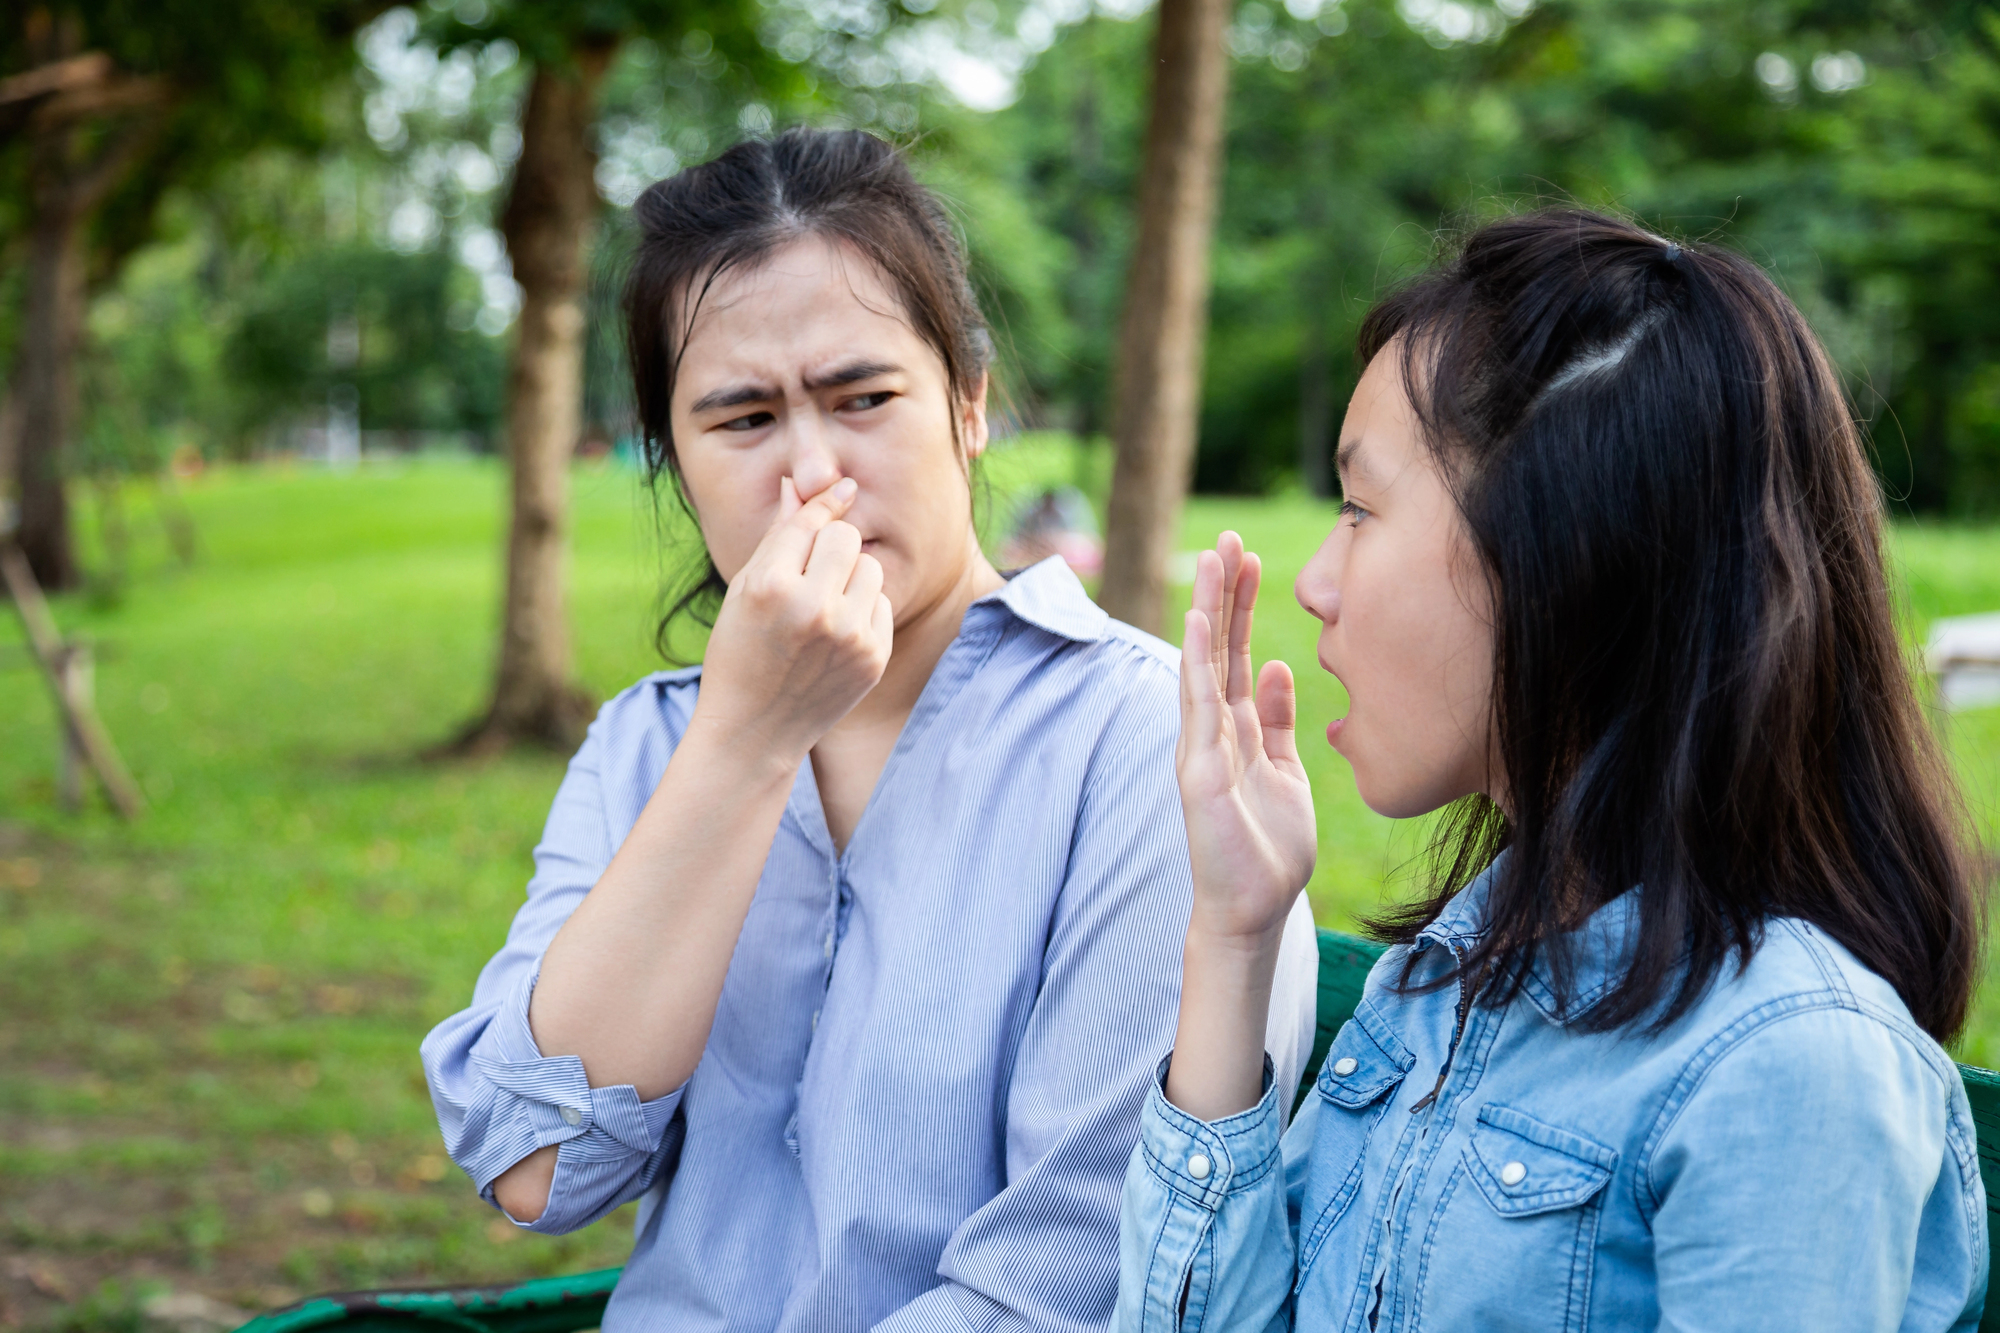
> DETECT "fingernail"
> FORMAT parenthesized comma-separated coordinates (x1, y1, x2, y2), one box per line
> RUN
(833, 478, 857, 499)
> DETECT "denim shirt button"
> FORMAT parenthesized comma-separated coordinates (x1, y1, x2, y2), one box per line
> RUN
(1332, 1057, 1358, 1076)
(1187, 1153, 1212, 1181)
(1500, 1161, 1527, 1186)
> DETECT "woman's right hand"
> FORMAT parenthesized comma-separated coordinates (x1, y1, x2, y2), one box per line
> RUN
(690, 476, 894, 764)
(1177, 532, 1318, 949)
(1165, 532, 1319, 1121)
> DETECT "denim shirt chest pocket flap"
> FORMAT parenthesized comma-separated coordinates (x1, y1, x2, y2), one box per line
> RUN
(1464, 1103, 1618, 1217)
(1314, 1006, 1415, 1108)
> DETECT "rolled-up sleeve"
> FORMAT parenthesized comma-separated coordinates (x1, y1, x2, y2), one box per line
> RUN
(418, 704, 688, 1233)
(1118, 1061, 1296, 1333)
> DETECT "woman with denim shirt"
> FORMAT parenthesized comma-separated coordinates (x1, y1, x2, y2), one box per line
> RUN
(1119, 209, 1988, 1332)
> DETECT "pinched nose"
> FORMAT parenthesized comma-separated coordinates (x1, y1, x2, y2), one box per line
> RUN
(784, 421, 846, 503)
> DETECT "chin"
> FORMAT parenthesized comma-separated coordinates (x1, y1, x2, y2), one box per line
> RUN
(1350, 759, 1459, 821)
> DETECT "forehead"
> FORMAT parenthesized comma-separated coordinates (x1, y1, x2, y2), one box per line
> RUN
(674, 236, 930, 384)
(1339, 350, 1422, 485)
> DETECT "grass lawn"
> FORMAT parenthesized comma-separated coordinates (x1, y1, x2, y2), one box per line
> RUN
(2, 444, 1996, 1328)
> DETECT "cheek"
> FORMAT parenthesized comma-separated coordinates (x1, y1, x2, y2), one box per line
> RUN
(680, 450, 780, 580)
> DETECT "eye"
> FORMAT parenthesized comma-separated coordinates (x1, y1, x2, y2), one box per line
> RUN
(719, 411, 775, 432)
(840, 391, 895, 412)
(1338, 498, 1370, 526)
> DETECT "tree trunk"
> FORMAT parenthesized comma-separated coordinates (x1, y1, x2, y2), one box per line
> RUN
(15, 129, 90, 591)
(1097, 0, 1234, 634)
(1296, 149, 1335, 499)
(455, 46, 615, 754)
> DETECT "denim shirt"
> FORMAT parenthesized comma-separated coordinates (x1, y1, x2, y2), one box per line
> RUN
(1119, 863, 1988, 1333)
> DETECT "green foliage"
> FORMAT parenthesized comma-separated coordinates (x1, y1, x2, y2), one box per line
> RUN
(25, 0, 2000, 510)
(228, 243, 506, 443)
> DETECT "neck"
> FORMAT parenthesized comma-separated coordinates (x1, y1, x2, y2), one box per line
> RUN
(834, 528, 1003, 736)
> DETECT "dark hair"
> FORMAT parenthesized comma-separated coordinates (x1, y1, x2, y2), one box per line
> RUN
(622, 127, 992, 656)
(1359, 208, 1983, 1041)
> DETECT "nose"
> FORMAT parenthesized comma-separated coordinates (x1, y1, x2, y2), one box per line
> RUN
(784, 414, 845, 502)
(1296, 534, 1343, 625)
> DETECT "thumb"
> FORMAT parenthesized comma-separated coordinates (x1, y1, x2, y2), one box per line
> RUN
(1256, 659, 1301, 767)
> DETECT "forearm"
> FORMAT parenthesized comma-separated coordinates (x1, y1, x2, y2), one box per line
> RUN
(1164, 923, 1286, 1122)
(529, 716, 799, 1100)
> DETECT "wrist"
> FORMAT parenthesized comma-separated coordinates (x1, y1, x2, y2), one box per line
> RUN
(675, 710, 805, 791)
(1183, 910, 1289, 972)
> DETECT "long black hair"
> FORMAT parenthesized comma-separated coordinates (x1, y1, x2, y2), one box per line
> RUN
(1360, 208, 1983, 1041)
(623, 127, 992, 656)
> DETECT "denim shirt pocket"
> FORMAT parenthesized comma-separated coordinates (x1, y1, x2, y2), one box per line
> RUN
(1412, 1103, 1618, 1333)
(1296, 1009, 1415, 1281)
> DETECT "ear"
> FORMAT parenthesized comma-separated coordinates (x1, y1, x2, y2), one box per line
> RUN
(960, 371, 991, 461)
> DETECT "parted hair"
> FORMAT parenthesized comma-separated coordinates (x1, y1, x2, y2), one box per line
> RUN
(1361, 208, 1983, 1041)
(623, 127, 991, 652)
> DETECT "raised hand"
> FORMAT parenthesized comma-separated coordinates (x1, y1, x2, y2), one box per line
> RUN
(1177, 532, 1318, 943)
(1166, 531, 1319, 1120)
(691, 476, 895, 764)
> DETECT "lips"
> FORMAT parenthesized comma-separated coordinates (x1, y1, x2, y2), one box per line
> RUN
(1327, 717, 1346, 748)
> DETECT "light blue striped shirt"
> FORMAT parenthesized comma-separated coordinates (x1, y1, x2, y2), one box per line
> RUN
(421, 557, 1320, 1333)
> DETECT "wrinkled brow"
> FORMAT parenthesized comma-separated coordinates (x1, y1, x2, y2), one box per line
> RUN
(687, 361, 901, 416)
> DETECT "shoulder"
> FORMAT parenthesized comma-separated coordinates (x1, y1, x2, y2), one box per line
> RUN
(1640, 920, 1969, 1180)
(572, 666, 704, 766)
(1671, 919, 1959, 1090)
(1039, 616, 1182, 718)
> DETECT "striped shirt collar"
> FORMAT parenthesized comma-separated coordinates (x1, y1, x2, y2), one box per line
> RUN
(975, 555, 1110, 643)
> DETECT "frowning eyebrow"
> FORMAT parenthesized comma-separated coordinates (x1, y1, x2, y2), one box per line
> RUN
(689, 382, 776, 415)
(803, 359, 901, 392)
(687, 360, 902, 416)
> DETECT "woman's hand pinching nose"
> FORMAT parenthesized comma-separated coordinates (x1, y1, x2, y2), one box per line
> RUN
(692, 473, 891, 763)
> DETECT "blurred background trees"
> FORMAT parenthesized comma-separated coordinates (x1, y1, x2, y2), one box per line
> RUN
(4, 0, 1999, 613)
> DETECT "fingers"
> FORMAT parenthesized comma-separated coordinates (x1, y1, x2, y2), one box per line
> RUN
(803, 517, 863, 593)
(778, 475, 802, 522)
(1225, 552, 1260, 705)
(869, 591, 894, 654)
(1181, 607, 1224, 750)
(763, 476, 858, 572)
(1212, 533, 1243, 694)
(843, 550, 885, 615)
(1256, 659, 1301, 767)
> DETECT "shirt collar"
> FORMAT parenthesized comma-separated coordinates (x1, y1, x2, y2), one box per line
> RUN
(1415, 851, 1644, 1026)
(971, 555, 1109, 643)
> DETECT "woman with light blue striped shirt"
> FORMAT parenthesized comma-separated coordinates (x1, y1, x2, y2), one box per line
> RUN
(421, 127, 1319, 1333)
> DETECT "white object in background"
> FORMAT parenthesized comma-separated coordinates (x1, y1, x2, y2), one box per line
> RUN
(1927, 611, 2000, 710)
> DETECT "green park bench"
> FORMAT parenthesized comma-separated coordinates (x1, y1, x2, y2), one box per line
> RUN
(237, 929, 2000, 1333)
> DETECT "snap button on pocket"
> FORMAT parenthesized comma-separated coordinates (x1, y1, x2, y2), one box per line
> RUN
(1466, 1104, 1616, 1217)
(1314, 1013, 1415, 1110)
